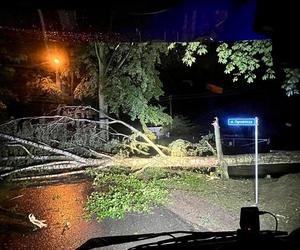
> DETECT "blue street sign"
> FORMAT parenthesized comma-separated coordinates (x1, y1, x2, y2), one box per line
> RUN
(228, 118, 257, 126)
(227, 116, 259, 206)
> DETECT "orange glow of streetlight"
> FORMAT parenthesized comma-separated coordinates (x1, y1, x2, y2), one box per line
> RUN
(53, 58, 60, 65)
(38, 47, 69, 73)
(47, 50, 68, 70)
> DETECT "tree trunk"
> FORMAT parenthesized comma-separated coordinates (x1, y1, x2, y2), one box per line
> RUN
(113, 156, 218, 170)
(212, 117, 228, 178)
(212, 117, 223, 161)
(224, 151, 300, 165)
(95, 43, 109, 141)
(0, 161, 84, 177)
(2, 115, 300, 181)
(70, 70, 74, 104)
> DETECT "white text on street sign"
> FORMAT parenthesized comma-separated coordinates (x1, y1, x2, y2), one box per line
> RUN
(228, 118, 257, 126)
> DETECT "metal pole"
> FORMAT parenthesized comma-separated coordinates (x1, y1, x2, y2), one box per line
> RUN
(255, 117, 259, 206)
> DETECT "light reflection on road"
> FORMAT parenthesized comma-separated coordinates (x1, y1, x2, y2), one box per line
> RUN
(0, 181, 106, 250)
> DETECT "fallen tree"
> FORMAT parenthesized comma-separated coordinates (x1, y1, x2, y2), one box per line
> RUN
(0, 131, 217, 179)
(0, 106, 217, 180)
(1, 106, 299, 181)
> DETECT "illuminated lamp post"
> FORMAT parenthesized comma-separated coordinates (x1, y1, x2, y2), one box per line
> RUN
(53, 57, 62, 91)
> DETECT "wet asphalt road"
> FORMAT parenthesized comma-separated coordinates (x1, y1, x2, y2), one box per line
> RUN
(0, 181, 195, 250)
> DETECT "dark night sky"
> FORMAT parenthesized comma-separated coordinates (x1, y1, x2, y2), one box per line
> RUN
(158, 48, 300, 150)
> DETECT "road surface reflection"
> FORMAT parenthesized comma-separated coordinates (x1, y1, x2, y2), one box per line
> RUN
(0, 181, 106, 250)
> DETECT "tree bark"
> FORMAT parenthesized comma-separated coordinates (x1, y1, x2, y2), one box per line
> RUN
(224, 151, 300, 165)
(0, 156, 72, 162)
(113, 156, 218, 170)
(212, 117, 223, 161)
(95, 42, 109, 141)
(212, 117, 228, 178)
(12, 170, 88, 181)
(0, 161, 84, 177)
(2, 151, 300, 180)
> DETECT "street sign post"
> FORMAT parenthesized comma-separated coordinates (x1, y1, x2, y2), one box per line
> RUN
(228, 117, 259, 206)
(228, 118, 257, 126)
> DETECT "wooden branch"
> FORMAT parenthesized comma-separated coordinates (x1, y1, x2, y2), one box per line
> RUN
(116, 44, 132, 70)
(0, 115, 108, 127)
(11, 165, 109, 181)
(109, 131, 130, 139)
(108, 119, 166, 157)
(124, 144, 150, 156)
(204, 140, 216, 155)
(108, 127, 169, 152)
(1, 112, 166, 156)
(63, 107, 162, 155)
(0, 161, 84, 177)
(136, 141, 170, 152)
(86, 148, 113, 159)
(48, 138, 112, 160)
(0, 133, 88, 163)
(12, 170, 88, 181)
(0, 166, 14, 171)
(114, 42, 133, 72)
(94, 42, 104, 65)
(0, 155, 72, 162)
(74, 145, 113, 159)
(104, 43, 120, 76)
(89, 110, 167, 156)
(6, 144, 33, 157)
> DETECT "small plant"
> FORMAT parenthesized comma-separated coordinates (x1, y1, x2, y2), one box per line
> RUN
(85, 172, 168, 221)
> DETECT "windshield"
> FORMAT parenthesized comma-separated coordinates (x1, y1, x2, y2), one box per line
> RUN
(0, 1, 299, 250)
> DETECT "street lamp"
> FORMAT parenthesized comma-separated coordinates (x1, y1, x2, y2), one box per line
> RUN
(37, 48, 69, 93)
(52, 56, 62, 91)
(53, 58, 60, 65)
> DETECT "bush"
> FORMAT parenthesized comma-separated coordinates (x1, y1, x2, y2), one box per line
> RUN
(85, 172, 168, 220)
(168, 139, 191, 156)
(167, 133, 215, 157)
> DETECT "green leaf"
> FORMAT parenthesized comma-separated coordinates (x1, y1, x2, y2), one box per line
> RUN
(85, 173, 168, 220)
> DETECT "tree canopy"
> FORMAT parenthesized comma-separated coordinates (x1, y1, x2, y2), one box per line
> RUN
(74, 42, 172, 126)
(169, 40, 300, 96)
(2, 39, 299, 126)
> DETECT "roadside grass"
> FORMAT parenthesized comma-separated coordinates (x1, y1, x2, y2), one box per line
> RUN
(84, 167, 300, 232)
(84, 167, 252, 221)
